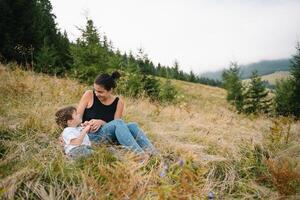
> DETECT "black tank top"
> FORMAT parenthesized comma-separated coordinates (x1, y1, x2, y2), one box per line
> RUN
(82, 91, 119, 123)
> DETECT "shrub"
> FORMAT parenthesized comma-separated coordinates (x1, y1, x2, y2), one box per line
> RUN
(266, 157, 300, 196)
(71, 65, 102, 85)
(116, 71, 144, 98)
(158, 79, 178, 103)
(116, 72, 179, 104)
(142, 75, 160, 102)
(264, 117, 293, 153)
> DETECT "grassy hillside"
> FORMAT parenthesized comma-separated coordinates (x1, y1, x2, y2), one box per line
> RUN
(243, 71, 291, 86)
(0, 65, 300, 199)
(259, 71, 291, 85)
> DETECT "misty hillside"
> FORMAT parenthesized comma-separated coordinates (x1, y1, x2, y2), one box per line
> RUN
(201, 58, 290, 81)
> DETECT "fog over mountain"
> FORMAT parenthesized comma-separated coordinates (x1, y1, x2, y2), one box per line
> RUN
(200, 58, 290, 80)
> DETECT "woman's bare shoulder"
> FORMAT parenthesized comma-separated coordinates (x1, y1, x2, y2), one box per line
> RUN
(83, 90, 93, 98)
(80, 90, 93, 103)
(78, 90, 93, 110)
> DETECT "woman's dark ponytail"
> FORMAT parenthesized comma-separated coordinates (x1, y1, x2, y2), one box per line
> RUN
(111, 71, 121, 80)
(94, 71, 121, 91)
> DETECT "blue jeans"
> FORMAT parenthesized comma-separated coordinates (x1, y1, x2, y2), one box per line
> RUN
(68, 145, 93, 160)
(88, 119, 156, 154)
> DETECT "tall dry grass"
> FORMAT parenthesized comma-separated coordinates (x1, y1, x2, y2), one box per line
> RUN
(0, 64, 299, 199)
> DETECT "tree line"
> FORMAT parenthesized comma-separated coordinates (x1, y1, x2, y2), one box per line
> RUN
(0, 0, 72, 73)
(222, 45, 300, 118)
(0, 0, 221, 95)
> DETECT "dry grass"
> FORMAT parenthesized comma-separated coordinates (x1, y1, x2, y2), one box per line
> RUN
(0, 64, 299, 199)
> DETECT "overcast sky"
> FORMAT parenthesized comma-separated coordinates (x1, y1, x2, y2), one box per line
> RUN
(50, 0, 300, 74)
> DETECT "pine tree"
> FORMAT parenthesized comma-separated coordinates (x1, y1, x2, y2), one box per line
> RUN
(274, 78, 294, 116)
(71, 19, 109, 79)
(178, 70, 185, 80)
(33, 0, 72, 73)
(0, 0, 36, 63)
(290, 43, 300, 117)
(172, 60, 180, 79)
(243, 70, 271, 114)
(107, 49, 124, 70)
(136, 47, 152, 75)
(156, 63, 162, 76)
(159, 66, 167, 77)
(222, 62, 244, 112)
(189, 70, 197, 82)
(35, 40, 58, 74)
(0, 0, 72, 73)
(81, 19, 101, 45)
(126, 52, 139, 73)
(142, 75, 161, 101)
(159, 79, 178, 103)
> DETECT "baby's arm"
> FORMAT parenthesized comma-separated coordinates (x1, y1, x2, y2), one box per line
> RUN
(69, 125, 91, 145)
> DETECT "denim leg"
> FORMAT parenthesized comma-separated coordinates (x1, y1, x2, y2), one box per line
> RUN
(88, 120, 120, 143)
(68, 145, 93, 160)
(112, 119, 144, 154)
(127, 122, 156, 151)
(88, 119, 145, 154)
(98, 120, 119, 144)
(87, 131, 102, 143)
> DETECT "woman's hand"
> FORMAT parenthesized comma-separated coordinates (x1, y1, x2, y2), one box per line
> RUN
(89, 119, 106, 132)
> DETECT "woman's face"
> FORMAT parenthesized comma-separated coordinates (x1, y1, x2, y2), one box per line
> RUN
(93, 83, 111, 100)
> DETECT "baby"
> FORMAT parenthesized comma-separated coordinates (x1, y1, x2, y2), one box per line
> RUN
(55, 106, 93, 159)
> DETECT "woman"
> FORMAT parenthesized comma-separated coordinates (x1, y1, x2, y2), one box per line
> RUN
(76, 71, 156, 155)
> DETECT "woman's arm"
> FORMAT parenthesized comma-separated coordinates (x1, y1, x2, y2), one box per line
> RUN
(114, 97, 124, 119)
(78, 90, 106, 132)
(77, 90, 93, 120)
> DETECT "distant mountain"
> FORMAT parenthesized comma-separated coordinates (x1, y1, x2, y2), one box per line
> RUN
(200, 58, 291, 80)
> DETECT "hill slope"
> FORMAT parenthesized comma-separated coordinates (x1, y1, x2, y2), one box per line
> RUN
(201, 58, 290, 80)
(0, 65, 299, 199)
(243, 71, 291, 86)
(259, 71, 291, 85)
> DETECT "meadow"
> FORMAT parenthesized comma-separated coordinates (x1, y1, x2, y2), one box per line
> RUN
(0, 64, 299, 199)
